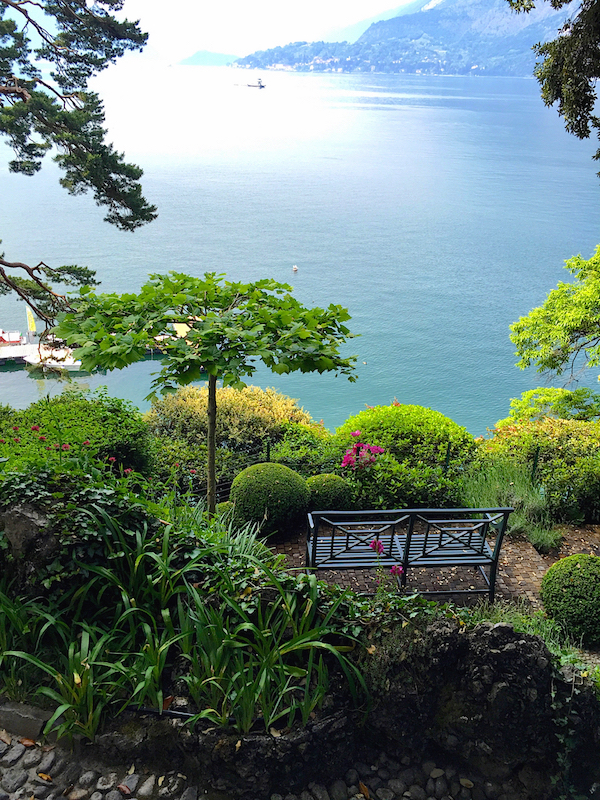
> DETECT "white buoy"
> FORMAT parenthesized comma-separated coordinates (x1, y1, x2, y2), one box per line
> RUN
(292, 265, 298, 271)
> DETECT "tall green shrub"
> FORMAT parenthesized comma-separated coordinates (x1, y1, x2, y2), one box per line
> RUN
(146, 386, 319, 483)
(483, 418, 600, 522)
(333, 404, 475, 509)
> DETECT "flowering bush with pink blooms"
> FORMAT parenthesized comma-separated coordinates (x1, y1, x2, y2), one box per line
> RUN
(334, 404, 475, 509)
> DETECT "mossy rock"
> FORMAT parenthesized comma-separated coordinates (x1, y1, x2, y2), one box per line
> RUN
(306, 473, 354, 510)
(540, 554, 600, 645)
(230, 463, 309, 535)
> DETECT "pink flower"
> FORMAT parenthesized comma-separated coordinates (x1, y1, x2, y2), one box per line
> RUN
(13, 437, 20, 443)
(174, 462, 179, 467)
(53, 443, 60, 449)
(61, 444, 70, 451)
(12, 426, 18, 431)
(108, 456, 116, 463)
(39, 436, 46, 441)
(390, 564, 404, 577)
(31, 425, 40, 432)
(190, 469, 197, 474)
(350, 430, 361, 438)
(341, 452, 356, 468)
(82, 440, 90, 446)
(369, 539, 384, 555)
(124, 468, 133, 475)
(0, 439, 4, 444)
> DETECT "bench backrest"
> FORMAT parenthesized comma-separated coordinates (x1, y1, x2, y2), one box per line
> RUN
(308, 507, 513, 566)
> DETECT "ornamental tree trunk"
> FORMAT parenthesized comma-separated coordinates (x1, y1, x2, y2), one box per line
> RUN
(207, 373, 217, 515)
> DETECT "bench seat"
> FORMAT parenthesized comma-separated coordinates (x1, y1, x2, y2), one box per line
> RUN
(306, 508, 513, 601)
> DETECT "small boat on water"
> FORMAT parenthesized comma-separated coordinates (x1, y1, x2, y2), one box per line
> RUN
(24, 349, 82, 371)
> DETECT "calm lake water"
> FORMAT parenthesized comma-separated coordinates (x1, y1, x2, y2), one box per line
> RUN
(1, 65, 599, 435)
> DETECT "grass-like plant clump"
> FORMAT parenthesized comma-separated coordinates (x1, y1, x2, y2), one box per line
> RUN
(460, 456, 560, 551)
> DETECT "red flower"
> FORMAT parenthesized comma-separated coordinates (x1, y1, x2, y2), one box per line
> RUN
(124, 468, 133, 475)
(174, 463, 179, 467)
(31, 425, 40, 431)
(39, 436, 46, 441)
(108, 456, 116, 463)
(0, 439, 5, 444)
(190, 469, 197, 474)
(13, 437, 20, 443)
(82, 440, 90, 446)
(12, 426, 18, 431)
(61, 444, 70, 451)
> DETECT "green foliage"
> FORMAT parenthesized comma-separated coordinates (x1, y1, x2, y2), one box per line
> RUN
(148, 385, 312, 446)
(511, 246, 600, 379)
(541, 555, 600, 646)
(511, 0, 600, 170)
(146, 386, 317, 484)
(54, 272, 357, 397)
(0, 2, 156, 232)
(334, 404, 475, 508)
(306, 474, 354, 510)
(270, 421, 337, 476)
(499, 387, 600, 424)
(230, 463, 310, 534)
(0, 391, 153, 474)
(484, 418, 600, 522)
(54, 272, 356, 513)
(0, 465, 150, 597)
(460, 456, 559, 551)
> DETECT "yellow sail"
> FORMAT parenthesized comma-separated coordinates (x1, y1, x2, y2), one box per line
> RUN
(26, 307, 36, 333)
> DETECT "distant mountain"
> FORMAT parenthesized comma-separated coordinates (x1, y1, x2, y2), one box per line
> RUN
(234, 0, 575, 77)
(323, 0, 427, 44)
(180, 50, 239, 66)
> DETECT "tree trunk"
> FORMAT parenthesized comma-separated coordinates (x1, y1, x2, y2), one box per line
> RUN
(207, 373, 217, 515)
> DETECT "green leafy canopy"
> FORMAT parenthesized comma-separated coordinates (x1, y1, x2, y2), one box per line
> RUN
(511, 245, 600, 379)
(54, 272, 358, 398)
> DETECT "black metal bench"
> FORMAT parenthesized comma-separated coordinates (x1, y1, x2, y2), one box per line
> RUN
(306, 507, 513, 601)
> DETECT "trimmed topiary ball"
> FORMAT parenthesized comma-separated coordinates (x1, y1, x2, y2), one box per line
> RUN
(230, 463, 309, 535)
(540, 554, 600, 645)
(306, 473, 354, 510)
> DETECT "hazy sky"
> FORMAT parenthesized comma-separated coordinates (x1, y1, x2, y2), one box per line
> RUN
(120, 0, 414, 62)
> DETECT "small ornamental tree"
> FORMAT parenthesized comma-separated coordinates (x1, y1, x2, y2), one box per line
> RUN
(54, 272, 357, 512)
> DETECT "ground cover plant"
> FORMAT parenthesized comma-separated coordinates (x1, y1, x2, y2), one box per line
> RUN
(0, 390, 153, 474)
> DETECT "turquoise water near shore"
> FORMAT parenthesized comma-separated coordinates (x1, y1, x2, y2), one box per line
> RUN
(1, 66, 599, 435)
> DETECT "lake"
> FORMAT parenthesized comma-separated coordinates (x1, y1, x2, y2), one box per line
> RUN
(1, 64, 599, 435)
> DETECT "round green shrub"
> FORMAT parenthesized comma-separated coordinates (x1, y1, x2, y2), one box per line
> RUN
(306, 473, 354, 510)
(332, 404, 475, 509)
(230, 463, 309, 535)
(540, 554, 600, 645)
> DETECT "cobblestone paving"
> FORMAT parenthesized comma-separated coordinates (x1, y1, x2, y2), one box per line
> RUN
(0, 733, 202, 800)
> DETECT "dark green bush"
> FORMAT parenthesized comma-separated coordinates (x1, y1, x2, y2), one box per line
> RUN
(483, 418, 600, 522)
(333, 404, 475, 509)
(540, 554, 600, 645)
(0, 390, 153, 475)
(270, 422, 336, 477)
(0, 465, 151, 597)
(306, 473, 354, 510)
(230, 463, 309, 535)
